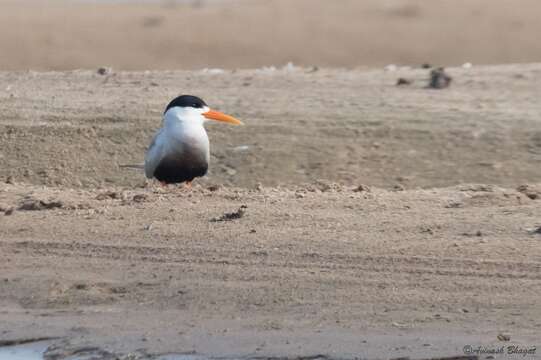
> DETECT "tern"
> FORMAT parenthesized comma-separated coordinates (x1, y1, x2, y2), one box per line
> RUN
(145, 95, 243, 185)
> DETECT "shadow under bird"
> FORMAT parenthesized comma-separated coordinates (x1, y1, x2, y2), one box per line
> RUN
(144, 95, 243, 185)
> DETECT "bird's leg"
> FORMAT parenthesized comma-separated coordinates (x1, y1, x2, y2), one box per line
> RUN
(160, 181, 168, 188)
(184, 181, 192, 189)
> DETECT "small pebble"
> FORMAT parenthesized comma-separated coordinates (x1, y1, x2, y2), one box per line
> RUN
(97, 67, 113, 75)
(396, 78, 412, 86)
(428, 67, 452, 89)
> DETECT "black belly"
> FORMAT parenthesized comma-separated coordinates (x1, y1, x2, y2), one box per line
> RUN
(154, 156, 208, 184)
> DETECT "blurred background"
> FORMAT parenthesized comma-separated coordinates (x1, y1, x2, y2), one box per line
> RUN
(1, 0, 540, 71)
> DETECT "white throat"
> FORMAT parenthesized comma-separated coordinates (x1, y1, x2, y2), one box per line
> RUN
(164, 106, 208, 129)
(162, 106, 210, 160)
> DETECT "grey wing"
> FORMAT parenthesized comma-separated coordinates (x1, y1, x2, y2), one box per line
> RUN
(144, 128, 166, 179)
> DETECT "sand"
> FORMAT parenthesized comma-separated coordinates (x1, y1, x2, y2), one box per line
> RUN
(1, 181, 541, 359)
(0, 63, 540, 359)
(2, 0, 541, 71)
(3, 1, 541, 358)
(1, 64, 541, 189)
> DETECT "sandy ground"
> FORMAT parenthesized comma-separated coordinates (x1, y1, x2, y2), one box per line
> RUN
(1, 182, 541, 359)
(0, 64, 541, 359)
(1, 0, 541, 71)
(1, 64, 541, 190)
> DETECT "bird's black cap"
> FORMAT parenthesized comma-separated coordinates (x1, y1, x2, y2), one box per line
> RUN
(165, 95, 207, 113)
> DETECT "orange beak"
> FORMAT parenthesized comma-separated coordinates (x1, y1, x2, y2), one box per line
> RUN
(203, 110, 243, 125)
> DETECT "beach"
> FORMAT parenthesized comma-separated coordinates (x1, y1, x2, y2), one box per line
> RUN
(1, 0, 541, 358)
(1, 64, 540, 358)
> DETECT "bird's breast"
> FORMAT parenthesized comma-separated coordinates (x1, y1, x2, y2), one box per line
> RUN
(153, 127, 209, 184)
(165, 125, 210, 163)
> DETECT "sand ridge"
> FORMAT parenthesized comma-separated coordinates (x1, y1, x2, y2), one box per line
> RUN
(1, 64, 541, 190)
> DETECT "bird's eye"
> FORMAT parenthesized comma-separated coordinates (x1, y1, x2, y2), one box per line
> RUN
(192, 103, 201, 108)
